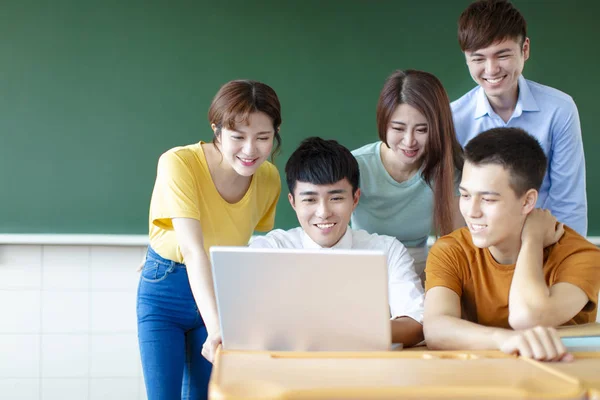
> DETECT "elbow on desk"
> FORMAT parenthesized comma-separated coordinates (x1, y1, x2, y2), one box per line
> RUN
(423, 339, 446, 351)
(422, 320, 447, 350)
(508, 307, 549, 331)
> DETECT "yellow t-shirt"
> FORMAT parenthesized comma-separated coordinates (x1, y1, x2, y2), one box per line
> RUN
(425, 226, 600, 328)
(148, 142, 281, 263)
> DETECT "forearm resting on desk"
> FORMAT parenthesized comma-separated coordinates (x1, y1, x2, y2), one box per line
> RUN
(424, 315, 503, 350)
(424, 315, 572, 361)
(423, 286, 573, 360)
(424, 287, 501, 350)
(391, 317, 424, 347)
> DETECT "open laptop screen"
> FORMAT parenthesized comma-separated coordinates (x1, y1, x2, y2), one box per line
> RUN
(210, 246, 391, 352)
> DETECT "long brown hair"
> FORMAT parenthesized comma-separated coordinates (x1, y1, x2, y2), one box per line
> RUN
(208, 79, 282, 161)
(376, 70, 463, 236)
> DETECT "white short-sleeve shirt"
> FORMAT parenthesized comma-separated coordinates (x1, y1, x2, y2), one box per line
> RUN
(250, 226, 424, 323)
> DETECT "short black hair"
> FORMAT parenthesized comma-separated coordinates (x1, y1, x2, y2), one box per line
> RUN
(285, 137, 359, 196)
(464, 127, 547, 196)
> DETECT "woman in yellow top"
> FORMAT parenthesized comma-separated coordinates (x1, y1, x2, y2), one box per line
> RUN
(137, 80, 282, 400)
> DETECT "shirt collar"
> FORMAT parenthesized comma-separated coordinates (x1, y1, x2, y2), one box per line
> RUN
(516, 76, 539, 112)
(300, 226, 354, 250)
(474, 75, 539, 119)
(474, 86, 492, 119)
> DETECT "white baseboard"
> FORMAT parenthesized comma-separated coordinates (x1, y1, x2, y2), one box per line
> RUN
(0, 234, 598, 247)
(0, 234, 148, 246)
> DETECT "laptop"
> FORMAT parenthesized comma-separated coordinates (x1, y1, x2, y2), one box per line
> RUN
(210, 246, 392, 352)
(558, 322, 600, 351)
(560, 336, 600, 352)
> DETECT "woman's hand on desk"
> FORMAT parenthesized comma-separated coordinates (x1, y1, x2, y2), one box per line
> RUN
(494, 326, 573, 362)
(202, 331, 222, 363)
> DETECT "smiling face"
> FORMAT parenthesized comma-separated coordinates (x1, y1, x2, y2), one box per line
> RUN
(459, 161, 535, 263)
(384, 103, 429, 169)
(465, 37, 529, 107)
(213, 111, 275, 176)
(289, 179, 360, 248)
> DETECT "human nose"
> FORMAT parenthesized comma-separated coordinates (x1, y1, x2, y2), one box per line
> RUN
(403, 130, 416, 146)
(242, 139, 256, 156)
(466, 198, 483, 218)
(315, 200, 332, 219)
(485, 58, 500, 75)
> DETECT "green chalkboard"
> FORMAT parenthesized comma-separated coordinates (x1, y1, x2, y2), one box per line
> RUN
(1, 0, 599, 234)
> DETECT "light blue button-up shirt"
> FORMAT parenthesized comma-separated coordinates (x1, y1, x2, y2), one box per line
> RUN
(451, 76, 587, 236)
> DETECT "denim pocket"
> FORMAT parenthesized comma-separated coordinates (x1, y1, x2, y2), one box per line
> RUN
(141, 260, 174, 283)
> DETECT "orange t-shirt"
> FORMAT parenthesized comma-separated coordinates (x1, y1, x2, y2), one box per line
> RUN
(425, 227, 600, 328)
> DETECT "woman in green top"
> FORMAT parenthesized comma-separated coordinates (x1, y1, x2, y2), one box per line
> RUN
(351, 70, 464, 279)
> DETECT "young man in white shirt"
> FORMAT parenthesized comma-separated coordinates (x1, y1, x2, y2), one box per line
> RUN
(250, 137, 425, 347)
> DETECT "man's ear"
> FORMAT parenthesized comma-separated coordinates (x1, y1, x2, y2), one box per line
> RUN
(521, 188, 538, 215)
(352, 188, 361, 211)
(288, 192, 296, 211)
(522, 37, 530, 61)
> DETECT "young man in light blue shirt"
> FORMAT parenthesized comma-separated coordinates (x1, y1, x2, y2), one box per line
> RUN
(451, 0, 587, 236)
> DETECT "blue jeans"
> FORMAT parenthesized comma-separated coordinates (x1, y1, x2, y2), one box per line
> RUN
(137, 246, 212, 400)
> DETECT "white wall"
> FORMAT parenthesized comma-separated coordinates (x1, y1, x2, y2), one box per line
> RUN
(0, 244, 147, 400)
(1, 238, 599, 400)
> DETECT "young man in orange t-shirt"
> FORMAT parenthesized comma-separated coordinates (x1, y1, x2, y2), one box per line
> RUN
(424, 127, 600, 362)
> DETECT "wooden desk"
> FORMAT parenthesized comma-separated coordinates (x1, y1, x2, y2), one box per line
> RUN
(557, 323, 600, 338)
(209, 324, 599, 399)
(209, 350, 586, 399)
(537, 352, 600, 400)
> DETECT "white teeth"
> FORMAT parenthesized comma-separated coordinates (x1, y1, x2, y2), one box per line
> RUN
(471, 224, 486, 231)
(486, 77, 503, 83)
(316, 223, 334, 229)
(240, 158, 255, 163)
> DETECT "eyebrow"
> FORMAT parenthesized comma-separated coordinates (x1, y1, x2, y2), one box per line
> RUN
(459, 186, 501, 196)
(298, 189, 348, 196)
(390, 121, 428, 127)
(470, 48, 514, 57)
(231, 128, 274, 135)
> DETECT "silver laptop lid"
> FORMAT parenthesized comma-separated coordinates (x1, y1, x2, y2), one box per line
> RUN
(210, 246, 391, 352)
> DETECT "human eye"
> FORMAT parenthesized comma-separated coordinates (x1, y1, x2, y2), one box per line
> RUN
(257, 136, 271, 141)
(482, 198, 496, 203)
(331, 196, 345, 201)
(230, 135, 244, 140)
(417, 128, 428, 134)
(460, 193, 470, 199)
(301, 198, 315, 203)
